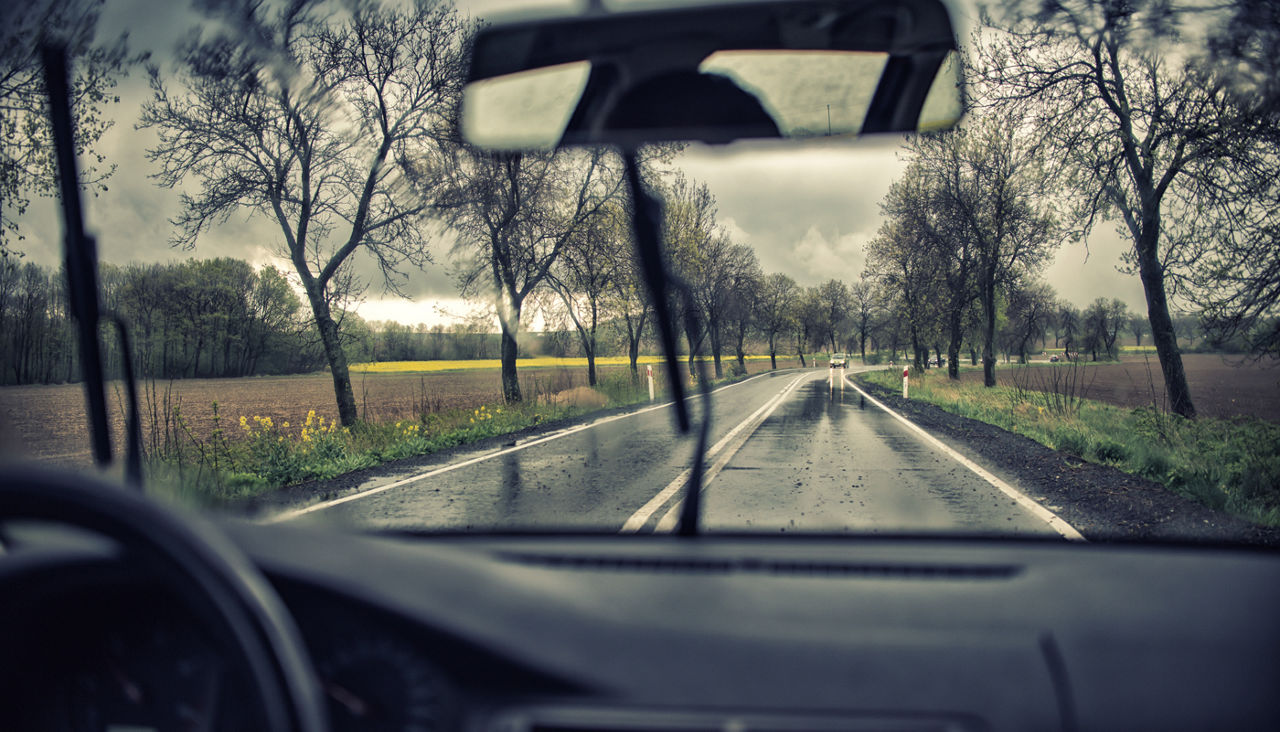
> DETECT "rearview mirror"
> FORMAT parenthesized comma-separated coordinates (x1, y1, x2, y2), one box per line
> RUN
(461, 0, 964, 151)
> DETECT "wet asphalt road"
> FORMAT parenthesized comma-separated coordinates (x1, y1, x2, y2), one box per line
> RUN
(281, 368, 1056, 536)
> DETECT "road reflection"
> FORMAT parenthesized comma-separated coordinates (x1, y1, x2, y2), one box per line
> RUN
(499, 450, 523, 520)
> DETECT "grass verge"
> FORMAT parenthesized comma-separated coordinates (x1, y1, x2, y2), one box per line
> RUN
(857, 368, 1280, 527)
(146, 369, 749, 507)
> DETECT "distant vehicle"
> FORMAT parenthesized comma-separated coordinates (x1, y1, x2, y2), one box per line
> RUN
(930, 357, 947, 367)
(1050, 355, 1060, 363)
(829, 353, 848, 368)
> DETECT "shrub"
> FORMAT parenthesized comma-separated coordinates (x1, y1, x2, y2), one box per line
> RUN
(1133, 445, 1173, 480)
(1093, 439, 1129, 463)
(1053, 428, 1092, 458)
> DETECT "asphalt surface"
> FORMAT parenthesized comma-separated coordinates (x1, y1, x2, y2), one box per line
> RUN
(275, 368, 1059, 536)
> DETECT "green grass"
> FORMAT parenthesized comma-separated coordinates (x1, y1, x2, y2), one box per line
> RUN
(857, 369, 1280, 527)
(145, 370, 739, 506)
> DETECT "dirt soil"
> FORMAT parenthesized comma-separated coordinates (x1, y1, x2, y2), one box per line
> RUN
(855, 378, 1280, 547)
(952, 353, 1280, 421)
(0, 358, 796, 468)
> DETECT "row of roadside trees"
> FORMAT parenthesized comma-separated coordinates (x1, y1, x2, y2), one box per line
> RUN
(4, 0, 1277, 425)
(862, 0, 1280, 419)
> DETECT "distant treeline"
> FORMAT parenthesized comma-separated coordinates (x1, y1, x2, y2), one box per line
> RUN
(0, 256, 665, 386)
(0, 257, 324, 384)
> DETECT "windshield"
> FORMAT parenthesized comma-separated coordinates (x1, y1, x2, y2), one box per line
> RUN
(2, 0, 1278, 544)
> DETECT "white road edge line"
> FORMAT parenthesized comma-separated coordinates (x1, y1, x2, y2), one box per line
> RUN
(842, 373, 1086, 541)
(260, 370, 780, 524)
(622, 372, 809, 533)
(653, 373, 808, 531)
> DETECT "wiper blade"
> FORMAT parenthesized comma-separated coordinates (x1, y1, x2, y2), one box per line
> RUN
(42, 44, 143, 488)
(622, 151, 710, 536)
(42, 44, 111, 467)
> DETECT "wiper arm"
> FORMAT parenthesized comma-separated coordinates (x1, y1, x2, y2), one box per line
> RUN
(42, 44, 143, 488)
(43, 45, 111, 467)
(622, 151, 711, 536)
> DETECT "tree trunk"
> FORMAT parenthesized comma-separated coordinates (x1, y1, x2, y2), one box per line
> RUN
(628, 335, 641, 382)
(309, 296, 358, 426)
(709, 323, 724, 378)
(685, 324, 699, 377)
(499, 323, 521, 403)
(981, 276, 996, 387)
(1136, 232, 1196, 418)
(946, 308, 963, 379)
(585, 337, 597, 387)
(768, 333, 777, 369)
(910, 328, 924, 372)
(571, 321, 598, 387)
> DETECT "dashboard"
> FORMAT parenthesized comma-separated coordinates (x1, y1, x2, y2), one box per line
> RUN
(2, 520, 1279, 732)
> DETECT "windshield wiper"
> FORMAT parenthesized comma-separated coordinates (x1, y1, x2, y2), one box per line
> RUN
(42, 44, 143, 488)
(622, 151, 711, 536)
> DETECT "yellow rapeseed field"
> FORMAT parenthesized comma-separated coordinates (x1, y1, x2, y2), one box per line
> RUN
(350, 355, 776, 374)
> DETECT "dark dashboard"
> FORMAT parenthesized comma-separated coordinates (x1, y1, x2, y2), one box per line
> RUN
(2, 520, 1279, 732)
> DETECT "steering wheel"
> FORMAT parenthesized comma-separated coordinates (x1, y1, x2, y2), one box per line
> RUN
(0, 466, 329, 732)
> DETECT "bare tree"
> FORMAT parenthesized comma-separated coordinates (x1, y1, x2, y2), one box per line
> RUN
(449, 147, 623, 402)
(1001, 279, 1056, 363)
(755, 273, 797, 369)
(141, 0, 468, 425)
(977, 1, 1279, 413)
(879, 147, 979, 379)
(662, 173, 759, 378)
(607, 236, 651, 381)
(815, 279, 850, 355)
(1128, 314, 1147, 347)
(1082, 297, 1128, 361)
(866, 219, 947, 372)
(917, 116, 1057, 386)
(848, 279, 879, 364)
(545, 201, 628, 386)
(723, 262, 763, 372)
(792, 285, 827, 366)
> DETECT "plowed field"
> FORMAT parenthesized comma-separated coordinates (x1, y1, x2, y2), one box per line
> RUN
(0, 358, 802, 468)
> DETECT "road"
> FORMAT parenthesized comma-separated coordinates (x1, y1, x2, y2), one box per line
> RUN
(271, 367, 1065, 537)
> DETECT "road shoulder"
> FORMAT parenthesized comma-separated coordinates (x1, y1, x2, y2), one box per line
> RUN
(854, 379, 1280, 547)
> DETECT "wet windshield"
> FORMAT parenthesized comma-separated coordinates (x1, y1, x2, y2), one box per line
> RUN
(2, 0, 1277, 543)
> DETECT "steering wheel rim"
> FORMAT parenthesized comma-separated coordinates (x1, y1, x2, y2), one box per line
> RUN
(0, 466, 328, 732)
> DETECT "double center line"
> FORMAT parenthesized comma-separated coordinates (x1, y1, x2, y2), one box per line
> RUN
(620, 372, 810, 533)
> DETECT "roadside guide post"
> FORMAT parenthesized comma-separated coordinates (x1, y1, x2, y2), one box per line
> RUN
(647, 364, 655, 402)
(840, 366, 845, 392)
(902, 367, 909, 398)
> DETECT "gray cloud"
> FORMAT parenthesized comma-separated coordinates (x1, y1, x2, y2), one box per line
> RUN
(675, 138, 1150, 313)
(16, 0, 1150, 324)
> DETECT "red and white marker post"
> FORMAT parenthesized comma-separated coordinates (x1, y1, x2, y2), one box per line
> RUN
(902, 366, 910, 399)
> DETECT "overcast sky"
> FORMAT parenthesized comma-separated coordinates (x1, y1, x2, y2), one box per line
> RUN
(15, 0, 1149, 329)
